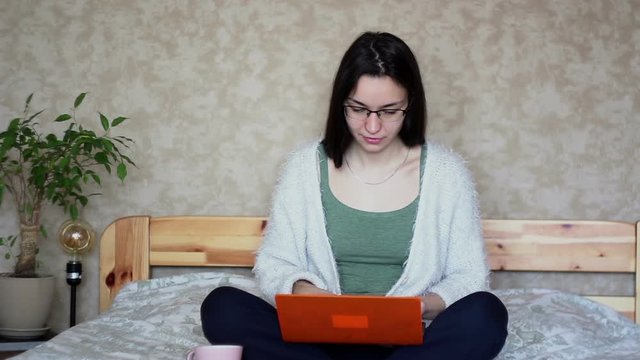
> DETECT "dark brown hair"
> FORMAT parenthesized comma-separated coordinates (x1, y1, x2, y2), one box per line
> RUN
(321, 32, 427, 167)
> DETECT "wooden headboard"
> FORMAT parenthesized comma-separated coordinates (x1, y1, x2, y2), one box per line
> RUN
(99, 216, 639, 323)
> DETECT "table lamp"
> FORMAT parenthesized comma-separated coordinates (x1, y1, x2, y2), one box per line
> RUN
(57, 218, 95, 327)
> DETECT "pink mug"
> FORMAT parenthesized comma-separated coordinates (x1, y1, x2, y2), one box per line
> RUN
(186, 345, 243, 360)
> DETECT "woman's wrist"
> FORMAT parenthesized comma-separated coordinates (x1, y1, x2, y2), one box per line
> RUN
(293, 280, 333, 295)
(421, 293, 446, 320)
(292, 280, 314, 294)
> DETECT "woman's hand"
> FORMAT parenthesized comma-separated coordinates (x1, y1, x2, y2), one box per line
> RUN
(292, 280, 333, 295)
(420, 293, 446, 320)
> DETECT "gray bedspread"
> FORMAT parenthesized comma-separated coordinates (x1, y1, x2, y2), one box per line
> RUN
(13, 272, 640, 359)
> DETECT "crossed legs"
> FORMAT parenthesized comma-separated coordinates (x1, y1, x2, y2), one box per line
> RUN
(200, 287, 508, 360)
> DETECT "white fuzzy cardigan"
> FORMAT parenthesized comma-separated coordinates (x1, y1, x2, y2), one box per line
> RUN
(253, 140, 489, 308)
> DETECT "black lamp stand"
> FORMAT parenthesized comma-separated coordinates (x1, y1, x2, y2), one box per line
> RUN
(65, 260, 82, 327)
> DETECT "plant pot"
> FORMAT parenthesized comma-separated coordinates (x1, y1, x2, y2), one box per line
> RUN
(0, 274, 55, 339)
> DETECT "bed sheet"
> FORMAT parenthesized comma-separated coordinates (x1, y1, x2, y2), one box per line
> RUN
(13, 272, 640, 360)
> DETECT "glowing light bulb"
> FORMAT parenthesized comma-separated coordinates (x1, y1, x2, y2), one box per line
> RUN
(58, 219, 95, 258)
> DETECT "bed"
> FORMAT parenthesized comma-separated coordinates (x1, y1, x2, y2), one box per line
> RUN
(13, 216, 640, 359)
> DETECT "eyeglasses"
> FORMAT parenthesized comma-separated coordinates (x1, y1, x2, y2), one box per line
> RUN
(343, 105, 407, 123)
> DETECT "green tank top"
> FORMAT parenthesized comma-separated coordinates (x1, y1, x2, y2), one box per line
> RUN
(319, 145, 426, 295)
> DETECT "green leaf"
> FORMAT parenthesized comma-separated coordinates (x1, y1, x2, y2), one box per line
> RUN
(33, 167, 47, 187)
(117, 163, 127, 181)
(45, 133, 58, 144)
(91, 174, 101, 185)
(71, 166, 82, 177)
(83, 142, 93, 153)
(74, 92, 87, 108)
(9, 117, 21, 128)
(112, 137, 133, 149)
(101, 139, 113, 152)
(120, 154, 136, 166)
(70, 143, 80, 156)
(22, 127, 34, 137)
(1, 132, 16, 151)
(59, 157, 70, 169)
(91, 138, 104, 149)
(4, 253, 9, 260)
(55, 114, 72, 122)
(94, 152, 108, 164)
(27, 109, 46, 122)
(26, 93, 33, 105)
(111, 116, 128, 127)
(99, 113, 109, 131)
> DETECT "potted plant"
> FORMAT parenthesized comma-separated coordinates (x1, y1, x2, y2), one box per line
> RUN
(0, 93, 135, 335)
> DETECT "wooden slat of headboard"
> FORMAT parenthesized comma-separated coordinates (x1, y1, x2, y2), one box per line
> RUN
(586, 296, 635, 320)
(484, 220, 636, 272)
(149, 216, 266, 267)
(144, 219, 636, 272)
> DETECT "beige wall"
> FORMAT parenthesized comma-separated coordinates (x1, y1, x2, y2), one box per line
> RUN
(1, 0, 638, 333)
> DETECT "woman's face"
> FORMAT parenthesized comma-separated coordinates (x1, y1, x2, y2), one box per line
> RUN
(344, 75, 408, 154)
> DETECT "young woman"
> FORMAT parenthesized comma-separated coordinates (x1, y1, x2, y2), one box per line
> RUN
(201, 31, 508, 360)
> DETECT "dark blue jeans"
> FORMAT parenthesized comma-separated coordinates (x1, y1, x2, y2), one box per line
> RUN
(201, 287, 508, 360)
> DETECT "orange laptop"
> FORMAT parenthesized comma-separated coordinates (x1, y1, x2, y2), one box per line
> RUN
(275, 294, 424, 345)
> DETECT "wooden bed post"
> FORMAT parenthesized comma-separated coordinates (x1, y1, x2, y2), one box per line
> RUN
(636, 221, 639, 324)
(99, 216, 151, 312)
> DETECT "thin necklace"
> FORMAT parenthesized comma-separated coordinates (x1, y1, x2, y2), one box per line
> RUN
(344, 148, 410, 185)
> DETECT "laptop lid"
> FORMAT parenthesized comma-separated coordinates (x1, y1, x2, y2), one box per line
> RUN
(275, 294, 424, 345)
